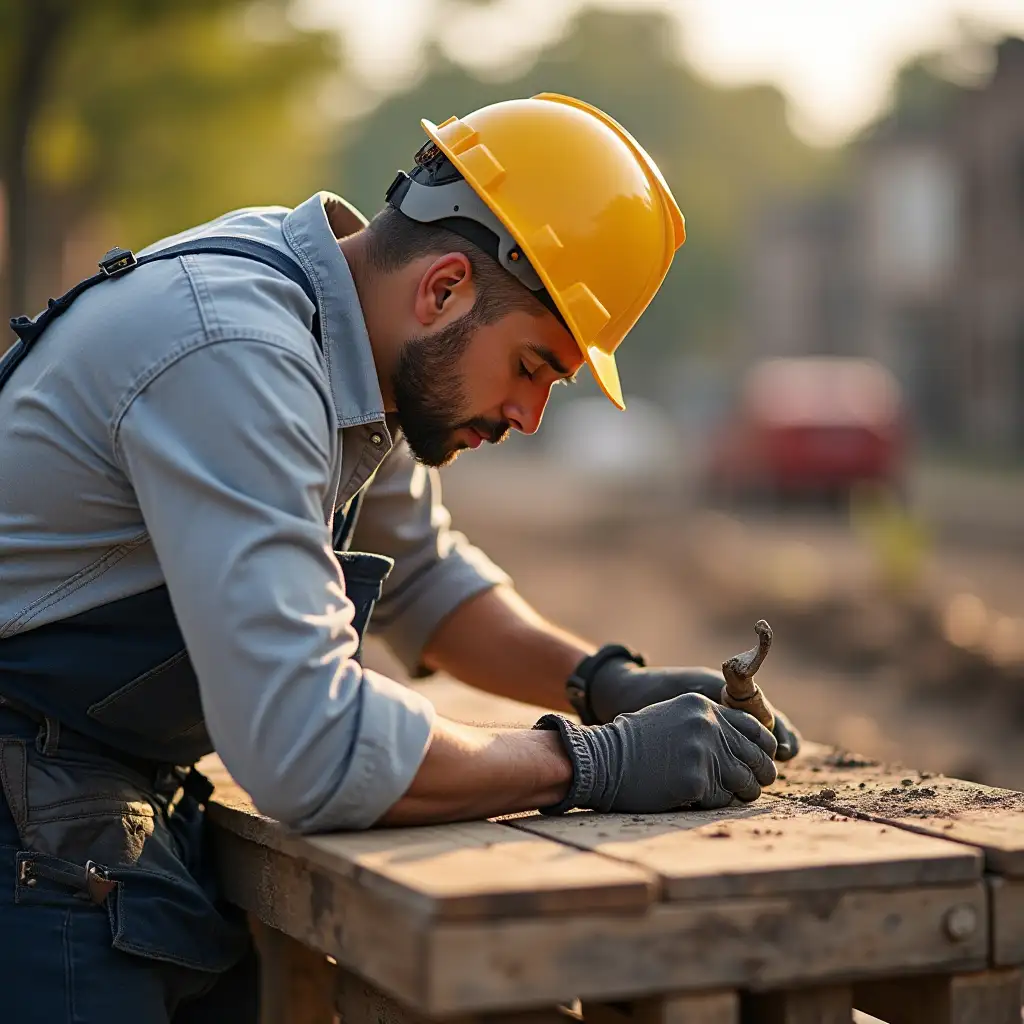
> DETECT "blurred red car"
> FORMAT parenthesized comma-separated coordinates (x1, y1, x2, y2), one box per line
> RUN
(703, 357, 907, 504)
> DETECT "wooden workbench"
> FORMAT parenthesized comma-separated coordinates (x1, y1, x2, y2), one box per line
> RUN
(202, 680, 1024, 1023)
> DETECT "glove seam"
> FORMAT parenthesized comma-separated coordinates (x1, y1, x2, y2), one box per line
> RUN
(533, 714, 595, 815)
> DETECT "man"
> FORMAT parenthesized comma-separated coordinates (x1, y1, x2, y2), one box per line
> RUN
(0, 94, 798, 1021)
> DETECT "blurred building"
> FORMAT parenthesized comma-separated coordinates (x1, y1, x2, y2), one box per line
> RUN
(742, 36, 1024, 459)
(951, 38, 1024, 454)
(741, 195, 858, 362)
(853, 68, 960, 445)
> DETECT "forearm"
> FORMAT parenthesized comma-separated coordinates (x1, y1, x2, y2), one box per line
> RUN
(421, 584, 594, 712)
(379, 716, 572, 825)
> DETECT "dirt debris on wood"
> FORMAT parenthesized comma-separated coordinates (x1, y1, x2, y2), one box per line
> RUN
(778, 748, 1024, 821)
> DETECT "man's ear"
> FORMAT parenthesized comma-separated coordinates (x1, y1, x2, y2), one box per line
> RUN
(414, 252, 475, 327)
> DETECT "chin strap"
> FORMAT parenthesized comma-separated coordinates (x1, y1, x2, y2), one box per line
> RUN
(565, 643, 646, 725)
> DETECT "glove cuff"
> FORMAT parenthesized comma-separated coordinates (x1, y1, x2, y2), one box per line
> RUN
(533, 714, 596, 815)
(566, 644, 646, 725)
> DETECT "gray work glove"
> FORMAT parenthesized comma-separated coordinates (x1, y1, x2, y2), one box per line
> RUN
(576, 652, 801, 761)
(535, 692, 778, 815)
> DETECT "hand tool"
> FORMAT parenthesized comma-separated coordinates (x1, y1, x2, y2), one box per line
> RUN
(721, 619, 777, 732)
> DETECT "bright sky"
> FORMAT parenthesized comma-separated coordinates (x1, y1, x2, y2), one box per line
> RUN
(299, 0, 1024, 144)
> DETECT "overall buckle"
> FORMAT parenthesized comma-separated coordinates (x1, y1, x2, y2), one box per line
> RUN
(98, 247, 137, 277)
(85, 860, 116, 905)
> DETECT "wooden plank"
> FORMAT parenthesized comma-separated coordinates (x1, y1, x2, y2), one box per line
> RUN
(772, 742, 1024, 876)
(990, 876, 1024, 966)
(215, 822, 987, 1015)
(584, 992, 739, 1024)
(423, 883, 987, 1015)
(206, 775, 654, 922)
(508, 802, 981, 901)
(251, 919, 336, 1024)
(741, 984, 851, 1024)
(299, 821, 654, 922)
(214, 828, 427, 1007)
(853, 967, 1022, 1023)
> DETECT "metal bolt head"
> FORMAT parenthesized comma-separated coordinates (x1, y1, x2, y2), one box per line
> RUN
(944, 904, 979, 941)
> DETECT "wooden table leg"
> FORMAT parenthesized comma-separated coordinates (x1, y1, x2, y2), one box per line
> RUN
(583, 992, 739, 1024)
(336, 965, 577, 1024)
(854, 968, 1022, 1024)
(252, 917, 338, 1024)
(741, 984, 851, 1024)
(990, 877, 1024, 966)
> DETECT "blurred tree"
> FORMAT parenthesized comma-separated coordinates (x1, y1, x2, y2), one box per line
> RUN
(0, 0, 339, 334)
(859, 53, 965, 148)
(334, 8, 831, 393)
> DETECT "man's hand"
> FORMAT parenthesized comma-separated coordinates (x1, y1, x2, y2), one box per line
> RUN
(420, 586, 800, 762)
(587, 658, 802, 761)
(536, 692, 778, 814)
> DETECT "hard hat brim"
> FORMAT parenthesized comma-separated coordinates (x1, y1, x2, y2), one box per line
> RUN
(584, 345, 625, 411)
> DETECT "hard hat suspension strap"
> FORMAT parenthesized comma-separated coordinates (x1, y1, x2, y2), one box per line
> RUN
(385, 163, 568, 331)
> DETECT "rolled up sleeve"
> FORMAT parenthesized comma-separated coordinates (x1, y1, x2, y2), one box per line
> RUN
(351, 438, 510, 673)
(115, 336, 434, 832)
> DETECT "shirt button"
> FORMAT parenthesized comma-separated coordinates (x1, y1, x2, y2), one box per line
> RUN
(370, 432, 383, 446)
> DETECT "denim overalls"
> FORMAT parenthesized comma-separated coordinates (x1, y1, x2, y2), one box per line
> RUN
(0, 240, 393, 1022)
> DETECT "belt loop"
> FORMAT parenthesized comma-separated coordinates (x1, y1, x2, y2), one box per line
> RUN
(38, 716, 61, 756)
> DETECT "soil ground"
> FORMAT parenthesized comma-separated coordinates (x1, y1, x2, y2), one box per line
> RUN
(365, 455, 1024, 791)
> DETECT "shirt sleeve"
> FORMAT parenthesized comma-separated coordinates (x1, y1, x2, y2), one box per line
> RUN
(350, 436, 511, 674)
(114, 336, 434, 832)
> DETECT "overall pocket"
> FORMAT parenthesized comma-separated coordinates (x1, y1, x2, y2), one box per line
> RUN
(86, 649, 210, 753)
(0, 736, 248, 973)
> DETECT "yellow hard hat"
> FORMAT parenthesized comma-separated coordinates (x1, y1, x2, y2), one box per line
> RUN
(387, 93, 685, 410)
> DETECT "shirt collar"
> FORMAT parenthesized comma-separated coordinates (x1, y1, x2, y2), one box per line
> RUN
(282, 192, 385, 428)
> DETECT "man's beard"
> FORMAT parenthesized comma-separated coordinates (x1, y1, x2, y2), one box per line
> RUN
(392, 316, 510, 468)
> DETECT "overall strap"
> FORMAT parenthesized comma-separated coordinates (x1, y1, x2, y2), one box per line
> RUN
(333, 490, 365, 552)
(3, 237, 320, 390)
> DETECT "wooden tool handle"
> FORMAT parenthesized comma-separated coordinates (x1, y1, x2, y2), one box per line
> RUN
(720, 620, 776, 731)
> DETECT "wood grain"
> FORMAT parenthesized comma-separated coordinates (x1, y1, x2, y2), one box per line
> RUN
(198, 709, 1024, 1015)
(299, 820, 654, 921)
(214, 828, 427, 1006)
(206, 766, 653, 923)
(423, 884, 987, 1015)
(988, 876, 1024, 967)
(214, 822, 988, 1015)
(853, 967, 1023, 1024)
(772, 743, 1024, 876)
(508, 802, 981, 901)
(252, 920, 336, 1024)
(336, 966, 578, 1024)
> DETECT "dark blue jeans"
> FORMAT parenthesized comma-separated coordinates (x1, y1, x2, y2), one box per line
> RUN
(0, 551, 390, 1021)
(0, 711, 257, 1024)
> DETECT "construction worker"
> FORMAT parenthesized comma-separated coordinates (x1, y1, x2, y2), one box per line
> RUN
(0, 94, 799, 1021)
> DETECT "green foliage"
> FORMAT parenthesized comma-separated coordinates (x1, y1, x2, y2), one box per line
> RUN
(850, 482, 931, 595)
(334, 8, 831, 387)
(0, 0, 339, 255)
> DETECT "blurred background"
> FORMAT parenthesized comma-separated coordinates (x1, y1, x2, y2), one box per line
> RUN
(4, 0, 1024, 786)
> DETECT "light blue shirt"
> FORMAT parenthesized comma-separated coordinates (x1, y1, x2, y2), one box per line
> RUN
(0, 192, 509, 831)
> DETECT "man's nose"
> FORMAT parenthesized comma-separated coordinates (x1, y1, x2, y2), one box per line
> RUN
(504, 384, 552, 436)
